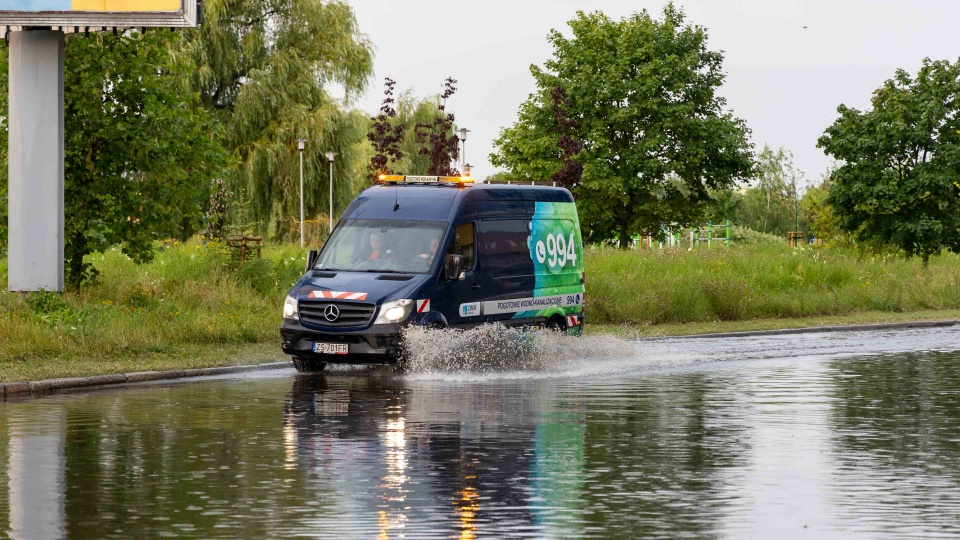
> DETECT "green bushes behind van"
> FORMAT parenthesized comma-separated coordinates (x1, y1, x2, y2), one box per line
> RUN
(586, 244, 960, 324)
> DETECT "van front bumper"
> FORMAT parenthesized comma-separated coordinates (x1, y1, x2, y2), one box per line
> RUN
(280, 319, 403, 364)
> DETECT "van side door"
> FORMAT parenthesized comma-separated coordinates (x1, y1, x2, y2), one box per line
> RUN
(478, 219, 537, 325)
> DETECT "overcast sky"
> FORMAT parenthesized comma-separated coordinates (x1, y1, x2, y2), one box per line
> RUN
(350, 0, 960, 186)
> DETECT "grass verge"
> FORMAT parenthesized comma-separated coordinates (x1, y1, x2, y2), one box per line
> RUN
(2, 240, 960, 382)
(0, 239, 305, 382)
(586, 309, 960, 339)
(0, 342, 284, 383)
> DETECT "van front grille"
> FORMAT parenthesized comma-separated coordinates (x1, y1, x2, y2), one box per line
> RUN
(299, 300, 376, 328)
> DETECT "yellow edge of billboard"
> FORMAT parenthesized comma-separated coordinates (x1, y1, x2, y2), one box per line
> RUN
(71, 0, 179, 11)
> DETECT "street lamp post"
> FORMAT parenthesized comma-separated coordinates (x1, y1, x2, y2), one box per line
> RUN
(325, 151, 337, 234)
(297, 139, 307, 248)
(458, 127, 470, 169)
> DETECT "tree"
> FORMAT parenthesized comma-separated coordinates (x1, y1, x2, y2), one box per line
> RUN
(365, 80, 465, 182)
(550, 86, 583, 190)
(489, 95, 559, 184)
(0, 31, 228, 285)
(818, 58, 960, 265)
(395, 90, 450, 176)
(415, 77, 460, 176)
(735, 145, 804, 236)
(705, 188, 742, 224)
(801, 178, 844, 244)
(178, 0, 374, 235)
(367, 78, 405, 183)
(62, 32, 228, 285)
(492, 6, 754, 247)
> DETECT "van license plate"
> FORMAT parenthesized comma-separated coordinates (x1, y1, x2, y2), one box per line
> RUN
(313, 343, 349, 355)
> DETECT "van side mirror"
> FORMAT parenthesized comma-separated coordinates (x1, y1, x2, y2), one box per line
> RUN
(444, 254, 463, 281)
(306, 249, 319, 273)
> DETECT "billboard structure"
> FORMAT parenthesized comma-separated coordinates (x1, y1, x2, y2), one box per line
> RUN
(4, 2, 199, 292)
(0, 0, 198, 29)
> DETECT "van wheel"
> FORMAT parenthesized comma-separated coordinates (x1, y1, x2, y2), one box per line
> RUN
(292, 357, 327, 373)
(545, 315, 566, 333)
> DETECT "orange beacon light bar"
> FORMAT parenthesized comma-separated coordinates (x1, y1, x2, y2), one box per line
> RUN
(378, 174, 475, 185)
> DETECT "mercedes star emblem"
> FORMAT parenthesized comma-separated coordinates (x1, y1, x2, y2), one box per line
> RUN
(323, 304, 340, 322)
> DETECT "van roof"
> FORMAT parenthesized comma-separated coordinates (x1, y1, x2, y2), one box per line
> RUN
(343, 183, 575, 222)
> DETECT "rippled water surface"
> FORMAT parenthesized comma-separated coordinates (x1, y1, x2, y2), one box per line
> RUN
(2, 326, 960, 539)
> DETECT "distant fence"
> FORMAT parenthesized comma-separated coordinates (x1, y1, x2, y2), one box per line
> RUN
(631, 221, 732, 249)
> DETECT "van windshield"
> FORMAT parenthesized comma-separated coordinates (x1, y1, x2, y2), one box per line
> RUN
(316, 219, 448, 274)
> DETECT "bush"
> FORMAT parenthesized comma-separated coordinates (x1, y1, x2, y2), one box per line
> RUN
(729, 225, 784, 246)
(586, 243, 960, 325)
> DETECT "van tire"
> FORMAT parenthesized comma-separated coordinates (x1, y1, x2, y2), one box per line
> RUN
(545, 315, 566, 333)
(292, 356, 327, 373)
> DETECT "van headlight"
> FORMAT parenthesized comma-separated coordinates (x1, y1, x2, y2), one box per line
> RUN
(282, 295, 299, 320)
(374, 299, 413, 325)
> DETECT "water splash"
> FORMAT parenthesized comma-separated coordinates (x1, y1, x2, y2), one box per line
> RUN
(400, 323, 960, 381)
(401, 323, 649, 378)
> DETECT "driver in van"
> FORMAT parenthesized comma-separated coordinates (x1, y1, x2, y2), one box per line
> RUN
(367, 232, 383, 260)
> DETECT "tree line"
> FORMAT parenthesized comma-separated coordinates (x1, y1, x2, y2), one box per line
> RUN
(0, 0, 461, 286)
(491, 4, 960, 264)
(2, 0, 958, 286)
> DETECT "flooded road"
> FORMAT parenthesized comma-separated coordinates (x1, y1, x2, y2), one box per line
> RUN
(1, 326, 960, 539)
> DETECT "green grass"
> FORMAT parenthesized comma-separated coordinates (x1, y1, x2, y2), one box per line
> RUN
(586, 243, 960, 325)
(0, 342, 285, 383)
(0, 239, 306, 381)
(2, 240, 960, 382)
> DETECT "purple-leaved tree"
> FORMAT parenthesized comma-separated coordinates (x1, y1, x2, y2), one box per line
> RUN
(367, 78, 405, 184)
(415, 77, 460, 176)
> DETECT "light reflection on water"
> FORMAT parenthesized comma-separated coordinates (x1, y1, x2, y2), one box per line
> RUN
(0, 327, 957, 538)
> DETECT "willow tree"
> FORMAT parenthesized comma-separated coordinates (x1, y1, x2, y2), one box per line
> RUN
(178, 0, 374, 236)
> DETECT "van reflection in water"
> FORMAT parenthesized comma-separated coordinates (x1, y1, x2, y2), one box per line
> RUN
(282, 374, 586, 538)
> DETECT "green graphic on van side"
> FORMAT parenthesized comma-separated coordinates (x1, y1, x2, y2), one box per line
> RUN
(514, 201, 585, 319)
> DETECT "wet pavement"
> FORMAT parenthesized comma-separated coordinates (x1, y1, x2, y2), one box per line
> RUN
(1, 326, 959, 539)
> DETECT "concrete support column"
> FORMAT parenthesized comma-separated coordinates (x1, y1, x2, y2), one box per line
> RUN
(8, 30, 65, 292)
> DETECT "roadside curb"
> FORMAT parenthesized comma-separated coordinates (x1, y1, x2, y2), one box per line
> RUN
(0, 361, 291, 398)
(651, 320, 960, 340)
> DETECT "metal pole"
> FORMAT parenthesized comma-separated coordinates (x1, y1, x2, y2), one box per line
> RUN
(299, 148, 304, 248)
(458, 127, 469, 170)
(8, 30, 65, 292)
(328, 159, 333, 234)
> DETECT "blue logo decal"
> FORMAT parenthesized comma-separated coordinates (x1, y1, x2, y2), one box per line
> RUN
(576, 294, 581, 305)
